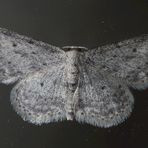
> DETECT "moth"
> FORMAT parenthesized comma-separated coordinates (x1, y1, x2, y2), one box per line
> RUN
(0, 27, 147, 128)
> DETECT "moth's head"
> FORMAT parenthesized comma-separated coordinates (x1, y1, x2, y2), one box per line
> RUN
(62, 46, 88, 52)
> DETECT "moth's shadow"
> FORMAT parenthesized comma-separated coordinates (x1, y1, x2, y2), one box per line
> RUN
(0, 84, 148, 148)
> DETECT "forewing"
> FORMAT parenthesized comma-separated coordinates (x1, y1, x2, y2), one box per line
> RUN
(0, 28, 65, 84)
(87, 35, 148, 89)
(10, 65, 67, 125)
(75, 65, 134, 127)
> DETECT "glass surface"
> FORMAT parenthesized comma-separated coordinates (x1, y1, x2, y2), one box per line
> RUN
(0, 0, 148, 148)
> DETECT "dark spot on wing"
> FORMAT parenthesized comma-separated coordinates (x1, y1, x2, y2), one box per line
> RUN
(12, 43, 17, 47)
(113, 54, 117, 58)
(43, 63, 47, 66)
(118, 85, 122, 89)
(132, 48, 137, 52)
(31, 51, 36, 54)
(101, 86, 106, 90)
(102, 65, 106, 69)
(28, 40, 34, 44)
(145, 62, 148, 65)
(40, 82, 44, 87)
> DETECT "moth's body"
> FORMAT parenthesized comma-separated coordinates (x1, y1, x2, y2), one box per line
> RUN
(0, 27, 148, 127)
(63, 46, 87, 120)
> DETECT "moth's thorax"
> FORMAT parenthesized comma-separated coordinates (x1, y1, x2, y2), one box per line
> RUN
(63, 46, 88, 92)
(65, 49, 80, 91)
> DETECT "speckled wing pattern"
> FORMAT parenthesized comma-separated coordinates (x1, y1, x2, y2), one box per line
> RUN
(87, 35, 148, 90)
(74, 35, 148, 127)
(0, 28, 65, 84)
(0, 27, 147, 128)
(75, 64, 134, 127)
(10, 66, 67, 124)
(0, 27, 66, 124)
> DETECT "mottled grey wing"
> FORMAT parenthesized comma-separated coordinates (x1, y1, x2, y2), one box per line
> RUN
(75, 65, 134, 127)
(10, 65, 67, 125)
(0, 28, 65, 84)
(87, 35, 148, 90)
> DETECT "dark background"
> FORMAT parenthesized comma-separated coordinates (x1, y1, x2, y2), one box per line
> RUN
(0, 0, 148, 148)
